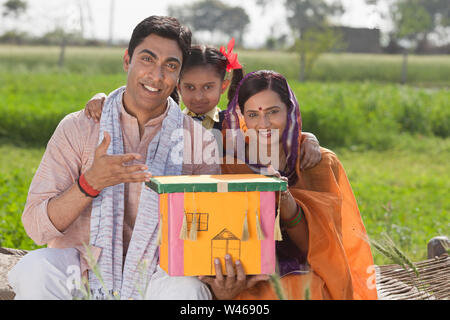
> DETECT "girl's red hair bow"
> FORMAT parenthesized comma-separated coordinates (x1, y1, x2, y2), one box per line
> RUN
(220, 37, 242, 72)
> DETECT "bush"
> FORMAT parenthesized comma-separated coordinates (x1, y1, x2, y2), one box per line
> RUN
(0, 72, 126, 145)
(0, 170, 41, 249)
(1, 74, 449, 149)
(283, 82, 449, 150)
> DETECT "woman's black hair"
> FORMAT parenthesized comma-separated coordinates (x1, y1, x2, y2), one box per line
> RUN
(180, 45, 244, 103)
(127, 15, 192, 104)
(236, 70, 291, 115)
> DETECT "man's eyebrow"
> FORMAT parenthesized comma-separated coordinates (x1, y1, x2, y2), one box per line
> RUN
(138, 49, 158, 59)
(166, 57, 181, 65)
(138, 49, 181, 65)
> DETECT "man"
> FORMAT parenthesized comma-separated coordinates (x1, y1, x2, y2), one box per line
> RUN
(8, 16, 219, 300)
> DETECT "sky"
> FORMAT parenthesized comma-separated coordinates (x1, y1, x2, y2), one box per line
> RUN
(1, 0, 390, 48)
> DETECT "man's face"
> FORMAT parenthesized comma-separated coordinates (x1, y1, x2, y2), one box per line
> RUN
(123, 34, 183, 112)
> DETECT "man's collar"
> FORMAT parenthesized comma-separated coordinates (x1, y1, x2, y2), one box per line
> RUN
(120, 99, 169, 127)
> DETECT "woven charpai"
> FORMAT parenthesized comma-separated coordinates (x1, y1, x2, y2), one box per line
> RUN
(0, 248, 28, 300)
(374, 255, 449, 300)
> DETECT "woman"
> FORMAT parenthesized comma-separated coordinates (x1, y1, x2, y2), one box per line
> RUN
(216, 70, 377, 300)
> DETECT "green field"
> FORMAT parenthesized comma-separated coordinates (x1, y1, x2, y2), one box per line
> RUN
(0, 45, 449, 266)
(1, 73, 449, 147)
(1, 45, 450, 85)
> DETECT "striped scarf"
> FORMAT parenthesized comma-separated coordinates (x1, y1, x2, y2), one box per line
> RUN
(88, 86, 184, 299)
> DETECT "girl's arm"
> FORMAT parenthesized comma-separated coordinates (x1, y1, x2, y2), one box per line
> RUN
(300, 132, 321, 170)
(84, 93, 107, 122)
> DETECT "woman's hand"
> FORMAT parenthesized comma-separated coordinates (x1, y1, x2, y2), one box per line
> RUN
(270, 170, 309, 255)
(300, 132, 321, 170)
(198, 254, 269, 300)
(269, 170, 298, 221)
(84, 93, 107, 122)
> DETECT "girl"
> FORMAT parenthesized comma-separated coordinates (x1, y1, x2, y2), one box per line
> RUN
(205, 70, 377, 300)
(84, 39, 322, 170)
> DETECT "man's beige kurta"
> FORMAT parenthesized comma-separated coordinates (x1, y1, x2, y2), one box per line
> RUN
(22, 103, 221, 275)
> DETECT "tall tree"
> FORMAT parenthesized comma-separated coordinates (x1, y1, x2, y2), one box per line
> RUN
(366, 0, 449, 51)
(168, 0, 250, 46)
(393, 0, 433, 83)
(1, 0, 28, 43)
(368, 0, 449, 83)
(2, 0, 27, 17)
(169, 0, 225, 37)
(407, 0, 449, 50)
(284, 0, 345, 81)
(254, 0, 345, 81)
(285, 0, 344, 35)
(221, 6, 250, 46)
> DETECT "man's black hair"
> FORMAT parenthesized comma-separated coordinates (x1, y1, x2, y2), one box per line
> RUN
(128, 15, 191, 63)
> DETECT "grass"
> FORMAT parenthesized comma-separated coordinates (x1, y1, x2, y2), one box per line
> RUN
(338, 135, 450, 265)
(239, 51, 450, 86)
(1, 45, 449, 85)
(0, 144, 44, 249)
(0, 45, 126, 74)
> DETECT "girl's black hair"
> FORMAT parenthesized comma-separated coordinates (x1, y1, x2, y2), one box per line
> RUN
(127, 15, 192, 104)
(227, 68, 244, 103)
(181, 45, 244, 103)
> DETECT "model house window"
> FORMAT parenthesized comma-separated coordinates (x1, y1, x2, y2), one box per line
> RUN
(186, 212, 209, 231)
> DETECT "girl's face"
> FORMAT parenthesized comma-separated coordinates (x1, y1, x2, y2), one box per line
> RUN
(178, 65, 229, 115)
(243, 89, 288, 145)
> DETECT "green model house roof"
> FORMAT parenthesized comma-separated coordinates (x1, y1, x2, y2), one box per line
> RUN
(145, 174, 287, 194)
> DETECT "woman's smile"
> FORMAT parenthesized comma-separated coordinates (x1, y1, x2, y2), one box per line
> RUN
(244, 90, 288, 145)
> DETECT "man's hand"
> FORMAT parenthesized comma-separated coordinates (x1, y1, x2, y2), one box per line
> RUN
(84, 131, 152, 191)
(198, 254, 269, 300)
